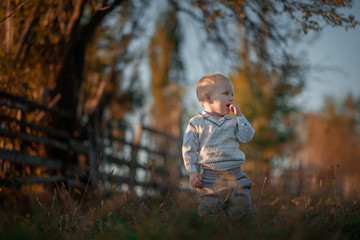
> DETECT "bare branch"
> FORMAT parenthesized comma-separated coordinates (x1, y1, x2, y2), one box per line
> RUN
(65, 0, 87, 42)
(0, 0, 31, 24)
(12, 0, 41, 61)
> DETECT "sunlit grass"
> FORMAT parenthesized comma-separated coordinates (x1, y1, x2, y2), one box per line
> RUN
(1, 175, 359, 240)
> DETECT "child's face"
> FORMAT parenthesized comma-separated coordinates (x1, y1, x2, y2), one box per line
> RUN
(204, 80, 234, 119)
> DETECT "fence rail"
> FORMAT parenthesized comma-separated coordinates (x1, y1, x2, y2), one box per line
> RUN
(0, 90, 184, 196)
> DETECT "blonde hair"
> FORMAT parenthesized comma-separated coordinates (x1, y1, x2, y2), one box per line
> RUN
(196, 73, 230, 103)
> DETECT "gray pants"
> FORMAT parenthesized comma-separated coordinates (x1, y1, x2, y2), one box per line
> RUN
(197, 167, 252, 221)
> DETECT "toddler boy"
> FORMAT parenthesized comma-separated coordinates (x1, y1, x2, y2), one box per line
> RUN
(182, 73, 255, 221)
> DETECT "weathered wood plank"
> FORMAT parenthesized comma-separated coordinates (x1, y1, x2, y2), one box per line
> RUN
(110, 136, 166, 156)
(0, 90, 71, 119)
(101, 155, 150, 170)
(10, 176, 90, 190)
(68, 138, 88, 153)
(12, 175, 66, 184)
(142, 126, 179, 141)
(64, 165, 88, 178)
(0, 129, 88, 153)
(0, 148, 63, 169)
(0, 129, 69, 150)
(0, 113, 70, 139)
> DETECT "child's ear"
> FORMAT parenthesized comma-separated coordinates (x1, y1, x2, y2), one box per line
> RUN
(204, 94, 212, 103)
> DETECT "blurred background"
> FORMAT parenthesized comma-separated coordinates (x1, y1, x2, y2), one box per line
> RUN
(0, 0, 359, 199)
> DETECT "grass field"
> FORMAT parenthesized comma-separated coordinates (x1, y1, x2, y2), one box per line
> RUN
(1, 174, 359, 240)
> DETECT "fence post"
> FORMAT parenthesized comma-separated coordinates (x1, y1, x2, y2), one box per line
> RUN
(164, 137, 180, 193)
(87, 118, 98, 187)
(129, 124, 142, 199)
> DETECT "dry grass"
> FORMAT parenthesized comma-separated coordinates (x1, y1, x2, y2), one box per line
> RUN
(1, 174, 360, 240)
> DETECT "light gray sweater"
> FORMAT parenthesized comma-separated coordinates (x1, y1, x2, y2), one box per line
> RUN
(182, 112, 255, 173)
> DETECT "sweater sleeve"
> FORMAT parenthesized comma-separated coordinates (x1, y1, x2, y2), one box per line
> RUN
(235, 115, 255, 143)
(182, 123, 199, 174)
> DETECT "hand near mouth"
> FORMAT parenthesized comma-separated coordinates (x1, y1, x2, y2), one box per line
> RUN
(228, 103, 242, 117)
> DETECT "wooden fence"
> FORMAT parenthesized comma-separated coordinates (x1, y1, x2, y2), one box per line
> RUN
(0, 90, 185, 196)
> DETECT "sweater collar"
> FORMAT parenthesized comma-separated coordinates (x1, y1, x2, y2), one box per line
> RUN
(198, 111, 233, 126)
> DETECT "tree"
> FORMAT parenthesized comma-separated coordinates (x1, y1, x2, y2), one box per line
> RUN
(170, 0, 358, 69)
(1, 0, 357, 124)
(149, 7, 184, 136)
(0, 0, 147, 128)
(289, 96, 360, 197)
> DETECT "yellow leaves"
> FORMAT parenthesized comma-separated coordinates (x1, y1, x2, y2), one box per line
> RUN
(302, 9, 312, 19)
(291, 195, 311, 208)
(242, 160, 255, 172)
(14, 0, 23, 5)
(230, 70, 253, 114)
(34, 167, 49, 177)
(213, 9, 221, 18)
(251, 116, 267, 130)
(49, 34, 61, 45)
(335, 0, 345, 6)
(262, 148, 278, 160)
(292, 97, 360, 197)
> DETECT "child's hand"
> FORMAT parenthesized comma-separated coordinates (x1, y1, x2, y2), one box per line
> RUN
(189, 172, 202, 189)
(229, 104, 242, 117)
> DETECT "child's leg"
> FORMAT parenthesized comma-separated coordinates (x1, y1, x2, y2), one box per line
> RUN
(197, 167, 253, 221)
(223, 168, 253, 221)
(197, 191, 226, 219)
(225, 188, 253, 221)
(197, 169, 226, 219)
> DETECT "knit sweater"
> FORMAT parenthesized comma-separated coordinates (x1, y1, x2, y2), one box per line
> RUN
(182, 113, 255, 173)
